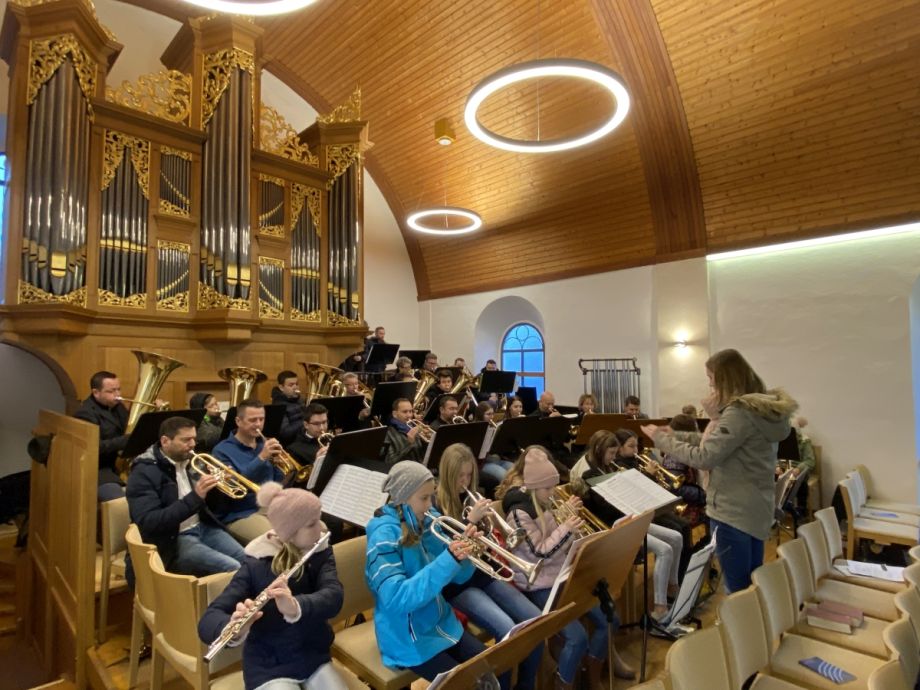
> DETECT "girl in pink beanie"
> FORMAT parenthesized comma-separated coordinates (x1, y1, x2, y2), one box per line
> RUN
(199, 482, 348, 689)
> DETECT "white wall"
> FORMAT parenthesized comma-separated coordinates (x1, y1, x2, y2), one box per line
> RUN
(709, 232, 920, 504)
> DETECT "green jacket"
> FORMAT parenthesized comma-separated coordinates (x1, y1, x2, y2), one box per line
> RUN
(653, 389, 798, 540)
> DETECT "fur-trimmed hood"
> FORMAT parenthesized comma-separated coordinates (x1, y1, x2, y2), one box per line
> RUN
(243, 525, 329, 559)
(727, 388, 798, 443)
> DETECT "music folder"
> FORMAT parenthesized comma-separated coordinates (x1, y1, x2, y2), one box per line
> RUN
(422, 421, 489, 475)
(398, 349, 429, 369)
(310, 395, 367, 432)
(218, 403, 286, 441)
(478, 370, 517, 394)
(308, 426, 389, 496)
(488, 416, 571, 458)
(573, 413, 628, 445)
(123, 409, 205, 458)
(369, 381, 416, 422)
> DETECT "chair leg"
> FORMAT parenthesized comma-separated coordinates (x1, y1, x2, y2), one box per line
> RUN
(846, 527, 855, 560)
(128, 604, 142, 688)
(98, 560, 110, 643)
(151, 645, 164, 690)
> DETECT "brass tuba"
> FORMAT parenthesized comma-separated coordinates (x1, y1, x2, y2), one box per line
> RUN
(125, 350, 185, 433)
(218, 366, 268, 407)
(412, 369, 438, 412)
(300, 362, 345, 402)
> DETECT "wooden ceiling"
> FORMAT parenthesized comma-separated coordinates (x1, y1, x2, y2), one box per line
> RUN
(128, 0, 920, 300)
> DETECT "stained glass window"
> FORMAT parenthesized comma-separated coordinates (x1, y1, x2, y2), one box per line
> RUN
(501, 322, 545, 396)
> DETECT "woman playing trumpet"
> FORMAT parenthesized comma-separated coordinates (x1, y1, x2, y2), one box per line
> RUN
(365, 461, 507, 689)
(435, 444, 542, 690)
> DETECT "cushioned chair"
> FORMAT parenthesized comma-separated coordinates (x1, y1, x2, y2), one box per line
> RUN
(329, 535, 417, 690)
(852, 466, 920, 517)
(844, 472, 920, 528)
(883, 616, 920, 690)
(754, 558, 887, 658)
(839, 478, 918, 560)
(905, 563, 920, 588)
(666, 625, 731, 690)
(125, 524, 158, 689)
(148, 551, 241, 690)
(814, 507, 906, 594)
(867, 659, 909, 690)
(910, 545, 920, 564)
(98, 496, 130, 643)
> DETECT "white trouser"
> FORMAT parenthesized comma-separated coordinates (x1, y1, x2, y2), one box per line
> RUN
(252, 662, 349, 690)
(646, 523, 683, 606)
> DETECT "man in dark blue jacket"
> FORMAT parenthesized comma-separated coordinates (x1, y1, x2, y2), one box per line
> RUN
(74, 370, 130, 501)
(126, 416, 245, 576)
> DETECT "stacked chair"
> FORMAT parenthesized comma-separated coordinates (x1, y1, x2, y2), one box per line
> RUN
(838, 474, 918, 559)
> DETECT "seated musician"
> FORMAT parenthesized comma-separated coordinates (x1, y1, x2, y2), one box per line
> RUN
(190, 392, 223, 453)
(199, 482, 349, 690)
(528, 391, 562, 418)
(681, 403, 699, 417)
(623, 395, 649, 419)
(662, 414, 708, 523)
(365, 461, 502, 687)
(480, 359, 498, 373)
(427, 369, 454, 405)
(74, 370, 129, 501)
(287, 403, 330, 467)
(395, 356, 415, 379)
(420, 351, 439, 376)
(341, 372, 371, 424)
(453, 357, 466, 369)
(472, 402, 513, 490)
(212, 400, 284, 543)
(127, 416, 245, 576)
(384, 398, 426, 465)
(428, 395, 459, 431)
(577, 393, 597, 420)
(271, 370, 305, 447)
(776, 416, 816, 512)
(505, 396, 525, 419)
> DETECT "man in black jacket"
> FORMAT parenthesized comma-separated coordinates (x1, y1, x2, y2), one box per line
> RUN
(126, 416, 245, 576)
(74, 370, 130, 501)
(270, 370, 304, 446)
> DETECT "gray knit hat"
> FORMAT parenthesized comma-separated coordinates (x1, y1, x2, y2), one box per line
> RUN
(382, 461, 434, 504)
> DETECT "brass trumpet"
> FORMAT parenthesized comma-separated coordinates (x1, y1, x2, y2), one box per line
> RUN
(318, 432, 335, 449)
(636, 450, 684, 491)
(427, 512, 542, 584)
(550, 486, 608, 536)
(258, 431, 312, 484)
(463, 490, 526, 548)
(190, 452, 260, 499)
(451, 415, 468, 424)
(407, 419, 434, 443)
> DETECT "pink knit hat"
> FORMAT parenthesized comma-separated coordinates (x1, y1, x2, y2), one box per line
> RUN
(257, 482, 322, 542)
(522, 450, 559, 490)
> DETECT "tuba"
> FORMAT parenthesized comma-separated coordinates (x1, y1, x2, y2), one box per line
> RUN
(218, 366, 268, 407)
(125, 350, 185, 433)
(412, 369, 438, 412)
(300, 362, 345, 402)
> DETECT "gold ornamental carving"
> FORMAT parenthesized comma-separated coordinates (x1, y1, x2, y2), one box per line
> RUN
(157, 239, 190, 253)
(159, 198, 190, 218)
(157, 291, 189, 312)
(201, 47, 254, 128)
(326, 144, 360, 188)
(160, 146, 192, 161)
(291, 307, 321, 322)
(158, 146, 192, 218)
(18, 280, 87, 307)
(105, 70, 192, 125)
(27, 33, 97, 116)
(260, 104, 319, 166)
(102, 130, 150, 198)
(98, 289, 147, 308)
(291, 183, 321, 233)
(317, 87, 362, 124)
(328, 311, 363, 328)
(198, 283, 251, 311)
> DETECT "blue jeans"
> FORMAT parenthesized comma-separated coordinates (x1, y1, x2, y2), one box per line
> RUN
(449, 579, 543, 689)
(711, 519, 764, 593)
(408, 631, 509, 690)
(171, 523, 246, 577)
(525, 588, 612, 683)
(480, 459, 513, 487)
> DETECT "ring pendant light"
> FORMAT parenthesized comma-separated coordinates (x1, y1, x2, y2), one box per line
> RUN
(407, 207, 483, 236)
(181, 0, 319, 16)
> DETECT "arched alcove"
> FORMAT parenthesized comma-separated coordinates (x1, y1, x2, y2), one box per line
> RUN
(473, 296, 545, 373)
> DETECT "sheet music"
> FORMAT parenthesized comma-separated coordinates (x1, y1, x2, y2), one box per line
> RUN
(479, 426, 497, 459)
(305, 452, 325, 491)
(422, 430, 438, 466)
(843, 559, 905, 582)
(590, 469, 678, 516)
(319, 464, 388, 527)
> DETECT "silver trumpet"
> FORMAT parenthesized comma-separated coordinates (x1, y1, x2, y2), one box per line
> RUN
(427, 512, 542, 585)
(462, 490, 526, 549)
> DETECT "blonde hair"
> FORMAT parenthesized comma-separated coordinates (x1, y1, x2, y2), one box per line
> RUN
(436, 443, 479, 520)
(398, 507, 422, 546)
(271, 541, 306, 579)
(495, 444, 554, 499)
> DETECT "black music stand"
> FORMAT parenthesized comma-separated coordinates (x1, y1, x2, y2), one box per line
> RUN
(696, 418, 710, 432)
(398, 349, 429, 369)
(777, 427, 800, 462)
(218, 403, 286, 440)
(369, 381, 416, 424)
(422, 421, 489, 474)
(124, 410, 205, 458)
(310, 395, 367, 432)
(478, 370, 517, 395)
(573, 413, 628, 445)
(488, 416, 571, 458)
(308, 427, 389, 496)
(516, 386, 537, 415)
(422, 393, 458, 424)
(365, 343, 400, 381)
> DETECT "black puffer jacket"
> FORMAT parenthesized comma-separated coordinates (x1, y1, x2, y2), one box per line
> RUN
(270, 387, 304, 446)
(73, 396, 129, 485)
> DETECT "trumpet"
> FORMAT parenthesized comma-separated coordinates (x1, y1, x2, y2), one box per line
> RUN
(451, 415, 468, 424)
(318, 432, 335, 449)
(550, 486, 608, 536)
(427, 512, 542, 584)
(204, 531, 331, 661)
(463, 489, 526, 548)
(190, 452, 261, 499)
(258, 431, 312, 485)
(636, 450, 684, 491)
(407, 419, 434, 443)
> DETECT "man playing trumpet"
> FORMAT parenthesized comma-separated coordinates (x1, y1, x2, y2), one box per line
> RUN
(384, 398, 427, 465)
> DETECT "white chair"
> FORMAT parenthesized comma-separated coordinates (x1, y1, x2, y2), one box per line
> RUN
(868, 659, 909, 690)
(852, 466, 920, 516)
(838, 478, 917, 560)
(125, 524, 158, 689)
(98, 496, 130, 643)
(665, 625, 731, 690)
(883, 616, 920, 690)
(845, 471, 920, 527)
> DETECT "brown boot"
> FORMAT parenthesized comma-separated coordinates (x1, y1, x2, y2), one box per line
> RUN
(584, 655, 604, 690)
(553, 672, 574, 690)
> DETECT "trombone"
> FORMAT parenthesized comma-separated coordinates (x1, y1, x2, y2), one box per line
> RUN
(257, 431, 312, 484)
(636, 450, 685, 492)
(427, 512, 542, 585)
(117, 396, 169, 410)
(463, 490, 526, 548)
(190, 452, 261, 499)
(550, 486, 608, 536)
(407, 419, 434, 443)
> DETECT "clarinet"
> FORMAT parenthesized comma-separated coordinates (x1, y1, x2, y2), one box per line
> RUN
(204, 531, 331, 661)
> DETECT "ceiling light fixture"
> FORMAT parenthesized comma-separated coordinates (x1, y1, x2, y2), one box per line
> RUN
(181, 0, 319, 16)
(435, 118, 455, 146)
(464, 58, 630, 154)
(407, 207, 482, 236)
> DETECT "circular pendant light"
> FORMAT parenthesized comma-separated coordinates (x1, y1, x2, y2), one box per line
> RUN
(181, 0, 318, 16)
(464, 58, 630, 153)
(407, 207, 483, 236)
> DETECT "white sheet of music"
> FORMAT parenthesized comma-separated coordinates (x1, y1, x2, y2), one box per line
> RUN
(319, 464, 388, 527)
(591, 469, 678, 516)
(479, 426, 497, 459)
(422, 431, 438, 466)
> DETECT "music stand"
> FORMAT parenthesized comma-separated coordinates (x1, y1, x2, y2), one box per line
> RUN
(310, 395, 367, 432)
(308, 427, 389, 496)
(696, 418, 710, 432)
(431, 603, 581, 690)
(422, 422, 489, 474)
(398, 349, 429, 369)
(478, 370, 517, 395)
(777, 427, 800, 462)
(656, 536, 716, 636)
(423, 393, 457, 424)
(365, 343, 399, 378)
(516, 387, 537, 415)
(218, 404, 286, 440)
(488, 416, 571, 458)
(620, 418, 669, 451)
(123, 410, 205, 457)
(369, 381, 416, 424)
(573, 414, 628, 445)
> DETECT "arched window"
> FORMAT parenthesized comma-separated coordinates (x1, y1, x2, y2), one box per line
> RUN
(501, 322, 545, 396)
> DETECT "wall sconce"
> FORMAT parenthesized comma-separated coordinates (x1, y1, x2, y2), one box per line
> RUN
(674, 339, 688, 349)
(435, 118, 455, 146)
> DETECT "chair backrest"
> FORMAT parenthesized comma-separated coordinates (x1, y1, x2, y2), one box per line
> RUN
(776, 538, 817, 607)
(905, 563, 920, 588)
(853, 465, 872, 502)
(815, 507, 844, 560)
(665, 624, 730, 690)
(331, 535, 374, 625)
(910, 545, 920, 565)
(837, 478, 857, 523)
(883, 616, 920, 690)
(125, 524, 158, 615)
(894, 587, 920, 644)
(751, 560, 797, 646)
(869, 660, 910, 690)
(798, 520, 833, 579)
(718, 588, 771, 690)
(101, 497, 130, 561)
(148, 550, 204, 678)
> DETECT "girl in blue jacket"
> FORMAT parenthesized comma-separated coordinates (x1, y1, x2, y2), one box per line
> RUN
(198, 482, 348, 690)
(366, 460, 505, 687)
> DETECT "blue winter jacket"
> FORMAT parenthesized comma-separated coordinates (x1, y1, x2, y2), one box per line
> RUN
(365, 504, 474, 668)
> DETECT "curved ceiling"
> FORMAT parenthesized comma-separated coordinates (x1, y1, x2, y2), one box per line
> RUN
(128, 0, 920, 300)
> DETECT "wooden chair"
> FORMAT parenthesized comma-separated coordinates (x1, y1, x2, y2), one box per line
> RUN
(665, 625, 732, 690)
(883, 616, 919, 690)
(838, 478, 917, 560)
(329, 535, 417, 690)
(893, 587, 920, 650)
(868, 659, 909, 690)
(98, 496, 130, 643)
(148, 551, 241, 690)
(910, 544, 920, 563)
(124, 524, 158, 689)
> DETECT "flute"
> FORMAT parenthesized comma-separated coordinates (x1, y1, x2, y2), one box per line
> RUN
(203, 531, 331, 661)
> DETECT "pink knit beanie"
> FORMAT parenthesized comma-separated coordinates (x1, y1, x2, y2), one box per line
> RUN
(257, 481, 322, 542)
(522, 450, 559, 490)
